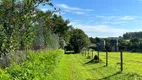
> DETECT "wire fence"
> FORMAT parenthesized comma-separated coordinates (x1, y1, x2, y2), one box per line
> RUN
(80, 49, 142, 79)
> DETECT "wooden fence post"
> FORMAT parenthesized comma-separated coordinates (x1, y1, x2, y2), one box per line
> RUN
(92, 49, 93, 58)
(120, 51, 123, 72)
(106, 51, 108, 66)
(82, 49, 83, 56)
(84, 49, 85, 56)
(85, 49, 86, 56)
(88, 49, 89, 57)
(98, 51, 100, 62)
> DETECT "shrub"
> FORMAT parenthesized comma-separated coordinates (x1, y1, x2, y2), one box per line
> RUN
(0, 50, 63, 80)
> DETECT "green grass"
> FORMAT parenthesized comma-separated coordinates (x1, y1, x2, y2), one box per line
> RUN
(97, 52, 142, 75)
(1, 50, 142, 80)
(81, 51, 142, 80)
(47, 52, 142, 80)
(49, 54, 94, 80)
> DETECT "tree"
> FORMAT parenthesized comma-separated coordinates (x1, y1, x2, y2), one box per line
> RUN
(69, 29, 90, 53)
(0, 0, 55, 55)
(50, 14, 73, 48)
(89, 37, 101, 44)
(89, 37, 96, 43)
(123, 31, 142, 39)
(118, 38, 127, 51)
(129, 38, 141, 52)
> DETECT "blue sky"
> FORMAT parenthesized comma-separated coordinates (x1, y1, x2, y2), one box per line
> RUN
(38, 0, 142, 38)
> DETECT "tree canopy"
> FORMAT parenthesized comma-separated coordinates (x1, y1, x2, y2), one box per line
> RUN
(0, 0, 90, 56)
(69, 29, 90, 53)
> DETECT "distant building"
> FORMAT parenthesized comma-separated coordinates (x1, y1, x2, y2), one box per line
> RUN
(109, 40, 119, 51)
(95, 40, 106, 51)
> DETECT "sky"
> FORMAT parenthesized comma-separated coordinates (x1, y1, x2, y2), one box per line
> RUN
(38, 0, 142, 38)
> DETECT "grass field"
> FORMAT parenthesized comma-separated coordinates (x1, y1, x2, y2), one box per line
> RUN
(80, 51, 142, 80)
(94, 51, 142, 75)
(1, 50, 142, 80)
(50, 51, 142, 80)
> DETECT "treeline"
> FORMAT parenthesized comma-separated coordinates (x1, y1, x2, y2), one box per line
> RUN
(90, 33, 142, 52)
(0, 0, 90, 56)
(121, 31, 142, 52)
(123, 31, 142, 39)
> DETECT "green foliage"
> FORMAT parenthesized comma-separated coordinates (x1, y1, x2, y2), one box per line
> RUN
(0, 0, 55, 55)
(117, 38, 142, 52)
(90, 37, 101, 43)
(0, 50, 64, 80)
(0, 0, 68, 56)
(89, 36, 142, 52)
(123, 31, 142, 39)
(0, 68, 11, 79)
(52, 14, 73, 43)
(70, 29, 90, 53)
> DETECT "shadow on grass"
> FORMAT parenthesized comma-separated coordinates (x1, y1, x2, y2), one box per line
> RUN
(84, 59, 99, 64)
(84, 59, 104, 65)
(98, 71, 122, 80)
(85, 71, 122, 80)
(86, 56, 92, 59)
(91, 65, 106, 70)
(98, 72, 142, 80)
(86, 72, 142, 80)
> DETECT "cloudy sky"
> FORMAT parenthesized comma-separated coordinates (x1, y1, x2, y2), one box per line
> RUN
(38, 0, 142, 38)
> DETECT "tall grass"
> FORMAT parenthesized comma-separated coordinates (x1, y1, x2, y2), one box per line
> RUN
(0, 50, 64, 80)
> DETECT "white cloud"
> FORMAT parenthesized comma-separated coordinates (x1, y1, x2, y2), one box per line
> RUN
(95, 16, 137, 25)
(64, 9, 85, 15)
(96, 16, 136, 21)
(74, 24, 126, 33)
(76, 11, 85, 15)
(119, 16, 135, 20)
(69, 20, 80, 26)
(70, 23, 142, 37)
(56, 4, 94, 15)
(100, 21, 128, 24)
(57, 4, 94, 11)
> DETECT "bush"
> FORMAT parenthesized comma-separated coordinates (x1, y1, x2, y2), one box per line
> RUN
(0, 50, 63, 80)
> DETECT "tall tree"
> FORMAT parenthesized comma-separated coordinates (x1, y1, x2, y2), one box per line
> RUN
(69, 29, 90, 53)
